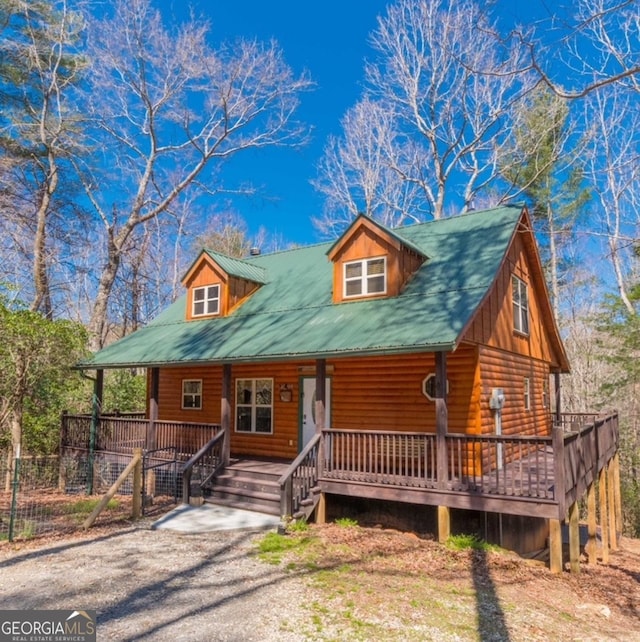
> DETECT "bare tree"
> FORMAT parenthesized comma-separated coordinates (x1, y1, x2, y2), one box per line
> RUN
(522, 0, 640, 99)
(77, 0, 312, 349)
(0, 0, 86, 317)
(313, 0, 533, 233)
(582, 84, 640, 315)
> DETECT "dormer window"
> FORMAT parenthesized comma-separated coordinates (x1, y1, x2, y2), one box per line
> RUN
(192, 284, 220, 317)
(344, 257, 387, 298)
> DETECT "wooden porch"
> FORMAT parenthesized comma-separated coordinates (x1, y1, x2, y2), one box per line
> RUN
(61, 411, 620, 529)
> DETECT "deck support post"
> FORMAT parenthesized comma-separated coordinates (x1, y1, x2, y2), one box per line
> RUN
(437, 505, 450, 543)
(613, 453, 622, 542)
(599, 466, 609, 564)
(586, 482, 598, 565)
(221, 364, 232, 466)
(87, 369, 103, 495)
(316, 493, 326, 524)
(568, 501, 580, 573)
(608, 462, 617, 550)
(552, 426, 565, 519)
(549, 518, 563, 573)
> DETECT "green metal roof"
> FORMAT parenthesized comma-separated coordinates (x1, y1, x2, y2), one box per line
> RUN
(184, 249, 268, 284)
(79, 205, 524, 368)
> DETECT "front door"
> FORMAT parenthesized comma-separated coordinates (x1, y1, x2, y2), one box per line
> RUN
(300, 377, 331, 450)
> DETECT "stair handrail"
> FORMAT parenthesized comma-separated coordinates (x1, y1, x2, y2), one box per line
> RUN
(278, 432, 322, 519)
(182, 430, 226, 504)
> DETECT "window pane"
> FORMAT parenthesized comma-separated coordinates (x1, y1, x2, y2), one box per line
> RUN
(193, 288, 205, 302)
(193, 301, 204, 316)
(236, 407, 252, 431)
(368, 275, 385, 293)
(237, 380, 253, 405)
(184, 381, 200, 394)
(206, 299, 219, 314)
(346, 280, 362, 296)
(255, 407, 272, 433)
(367, 259, 385, 275)
(345, 262, 362, 278)
(256, 380, 272, 405)
(207, 285, 219, 299)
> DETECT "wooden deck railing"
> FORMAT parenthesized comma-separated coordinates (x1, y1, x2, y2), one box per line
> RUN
(181, 431, 226, 504)
(61, 414, 221, 461)
(279, 433, 322, 519)
(559, 412, 618, 513)
(320, 413, 618, 508)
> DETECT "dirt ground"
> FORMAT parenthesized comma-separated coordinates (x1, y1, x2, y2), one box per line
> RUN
(0, 513, 639, 641)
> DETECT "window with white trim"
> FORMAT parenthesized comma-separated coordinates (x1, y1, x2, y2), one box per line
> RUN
(512, 276, 529, 335)
(182, 379, 202, 409)
(344, 257, 386, 298)
(192, 284, 220, 317)
(236, 378, 273, 433)
(524, 377, 531, 411)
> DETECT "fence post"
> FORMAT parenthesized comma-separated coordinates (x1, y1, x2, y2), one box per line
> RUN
(8, 456, 21, 542)
(132, 448, 143, 519)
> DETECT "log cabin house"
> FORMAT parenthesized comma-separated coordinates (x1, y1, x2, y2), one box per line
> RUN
(70, 204, 620, 572)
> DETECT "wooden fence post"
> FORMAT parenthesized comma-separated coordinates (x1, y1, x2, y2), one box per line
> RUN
(83, 449, 142, 530)
(132, 449, 143, 519)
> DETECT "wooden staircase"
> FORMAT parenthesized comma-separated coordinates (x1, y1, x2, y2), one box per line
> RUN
(203, 459, 288, 516)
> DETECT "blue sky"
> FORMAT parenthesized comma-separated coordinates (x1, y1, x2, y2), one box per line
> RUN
(171, 1, 554, 246)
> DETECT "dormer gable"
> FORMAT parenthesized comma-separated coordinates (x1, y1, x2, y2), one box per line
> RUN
(181, 249, 267, 320)
(327, 214, 427, 303)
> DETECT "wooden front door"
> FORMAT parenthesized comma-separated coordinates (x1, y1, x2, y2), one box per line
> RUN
(300, 377, 331, 451)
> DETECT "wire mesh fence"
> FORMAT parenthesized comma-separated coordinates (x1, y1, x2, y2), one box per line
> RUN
(1, 449, 179, 543)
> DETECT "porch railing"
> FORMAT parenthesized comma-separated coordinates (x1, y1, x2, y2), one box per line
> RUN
(61, 414, 221, 461)
(279, 433, 322, 519)
(181, 431, 226, 504)
(320, 412, 618, 506)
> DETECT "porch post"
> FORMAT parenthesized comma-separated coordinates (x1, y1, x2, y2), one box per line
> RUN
(315, 359, 326, 434)
(87, 369, 103, 495)
(608, 462, 618, 550)
(147, 367, 159, 451)
(315, 358, 327, 524)
(435, 351, 448, 489)
(554, 372, 561, 426)
(221, 364, 232, 466)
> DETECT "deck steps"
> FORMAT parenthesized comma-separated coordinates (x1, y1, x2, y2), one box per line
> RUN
(203, 459, 287, 516)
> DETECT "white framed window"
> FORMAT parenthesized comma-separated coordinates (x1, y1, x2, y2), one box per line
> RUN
(344, 257, 387, 298)
(512, 276, 529, 335)
(236, 378, 273, 434)
(182, 379, 202, 409)
(524, 377, 531, 411)
(192, 284, 220, 317)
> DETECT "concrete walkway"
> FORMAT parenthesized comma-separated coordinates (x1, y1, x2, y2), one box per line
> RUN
(152, 503, 281, 533)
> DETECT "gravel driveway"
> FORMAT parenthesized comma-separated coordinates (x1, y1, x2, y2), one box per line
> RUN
(0, 524, 307, 641)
